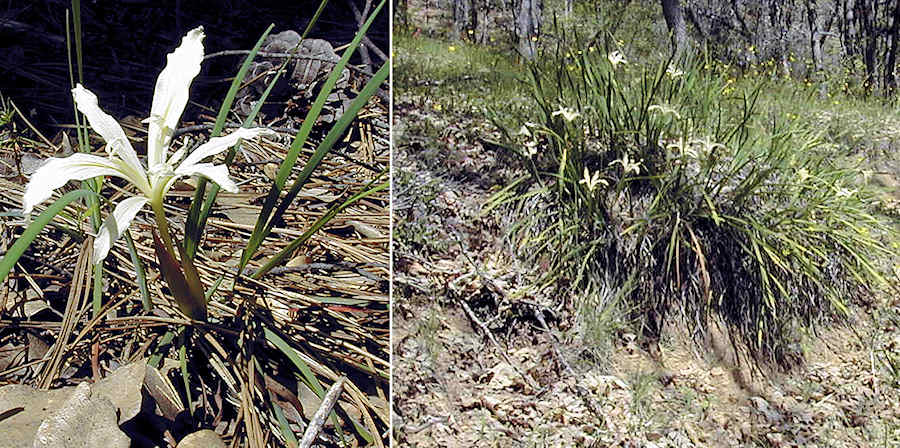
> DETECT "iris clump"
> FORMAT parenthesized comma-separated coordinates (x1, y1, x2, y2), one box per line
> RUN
(500, 42, 892, 369)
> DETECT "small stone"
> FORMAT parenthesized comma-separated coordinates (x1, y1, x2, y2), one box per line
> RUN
(739, 421, 753, 440)
(481, 395, 502, 411)
(849, 413, 868, 427)
(263, 163, 279, 181)
(487, 362, 519, 390)
(177, 429, 226, 448)
(657, 370, 676, 387)
(0, 385, 73, 448)
(286, 254, 313, 267)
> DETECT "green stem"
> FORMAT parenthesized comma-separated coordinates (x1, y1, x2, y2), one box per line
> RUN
(150, 200, 176, 257)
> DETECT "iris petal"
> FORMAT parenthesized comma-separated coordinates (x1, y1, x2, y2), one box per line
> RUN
(71, 85, 147, 187)
(93, 196, 149, 263)
(23, 153, 142, 214)
(174, 162, 238, 194)
(179, 127, 275, 168)
(147, 26, 205, 167)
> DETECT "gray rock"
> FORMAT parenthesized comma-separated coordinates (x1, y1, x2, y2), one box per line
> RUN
(92, 359, 146, 423)
(33, 382, 129, 448)
(0, 361, 149, 447)
(0, 385, 73, 448)
(264, 30, 301, 53)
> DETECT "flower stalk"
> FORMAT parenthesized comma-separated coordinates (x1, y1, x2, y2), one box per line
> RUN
(150, 199, 176, 259)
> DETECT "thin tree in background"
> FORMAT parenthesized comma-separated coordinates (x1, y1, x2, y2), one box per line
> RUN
(768, 0, 794, 77)
(473, 0, 491, 44)
(856, 0, 878, 93)
(515, 0, 543, 60)
(396, 0, 409, 32)
(453, 0, 476, 40)
(884, 0, 900, 93)
(661, 0, 688, 58)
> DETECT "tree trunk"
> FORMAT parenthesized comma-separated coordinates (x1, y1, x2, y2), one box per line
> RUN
(660, 0, 688, 58)
(475, 0, 490, 44)
(768, 0, 792, 78)
(856, 0, 878, 93)
(515, 0, 542, 60)
(884, 0, 900, 93)
(453, 0, 476, 40)
(395, 0, 408, 32)
(806, 0, 824, 74)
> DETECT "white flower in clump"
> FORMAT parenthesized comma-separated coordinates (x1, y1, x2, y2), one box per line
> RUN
(666, 64, 684, 79)
(648, 104, 681, 120)
(515, 124, 533, 137)
(552, 106, 581, 122)
(665, 136, 696, 159)
(22, 26, 275, 264)
(835, 186, 855, 198)
(523, 139, 539, 157)
(579, 167, 608, 192)
(607, 50, 627, 68)
(609, 152, 643, 176)
(666, 135, 728, 161)
(690, 136, 727, 156)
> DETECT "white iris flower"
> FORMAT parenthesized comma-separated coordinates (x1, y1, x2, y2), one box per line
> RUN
(607, 50, 627, 68)
(648, 104, 682, 120)
(22, 27, 275, 264)
(609, 152, 643, 175)
(551, 106, 581, 122)
(579, 167, 608, 192)
(666, 65, 684, 79)
(524, 139, 539, 157)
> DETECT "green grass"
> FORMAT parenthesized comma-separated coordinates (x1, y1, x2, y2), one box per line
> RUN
(627, 370, 660, 426)
(573, 274, 630, 371)
(417, 306, 447, 364)
(394, 32, 529, 124)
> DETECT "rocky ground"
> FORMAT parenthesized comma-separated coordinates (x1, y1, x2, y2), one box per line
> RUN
(390, 91, 900, 448)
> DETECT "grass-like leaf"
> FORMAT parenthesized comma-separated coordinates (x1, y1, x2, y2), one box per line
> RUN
(184, 23, 275, 259)
(124, 230, 151, 312)
(0, 189, 98, 283)
(263, 327, 375, 443)
(265, 62, 390, 239)
(239, 0, 386, 273)
(252, 178, 388, 279)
